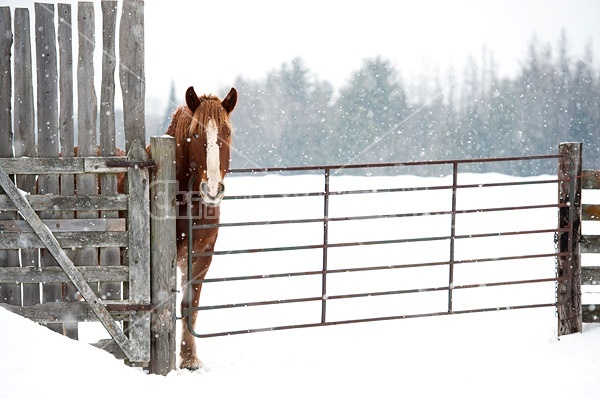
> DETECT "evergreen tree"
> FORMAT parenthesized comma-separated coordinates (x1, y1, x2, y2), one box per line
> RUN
(219, 30, 600, 175)
(570, 48, 600, 167)
(271, 58, 334, 166)
(335, 56, 409, 164)
(228, 76, 279, 168)
(228, 58, 334, 168)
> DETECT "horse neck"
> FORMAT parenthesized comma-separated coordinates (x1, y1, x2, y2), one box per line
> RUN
(176, 160, 195, 194)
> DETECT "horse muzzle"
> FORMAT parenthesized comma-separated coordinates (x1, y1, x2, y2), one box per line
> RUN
(200, 181, 225, 207)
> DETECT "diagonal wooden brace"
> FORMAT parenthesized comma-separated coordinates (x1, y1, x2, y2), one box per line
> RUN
(0, 163, 141, 361)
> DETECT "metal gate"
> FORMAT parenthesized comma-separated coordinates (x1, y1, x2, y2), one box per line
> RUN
(185, 153, 574, 338)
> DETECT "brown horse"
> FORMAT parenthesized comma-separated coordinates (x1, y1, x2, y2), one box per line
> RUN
(164, 86, 237, 370)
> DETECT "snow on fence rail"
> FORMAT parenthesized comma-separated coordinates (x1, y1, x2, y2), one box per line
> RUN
(0, 1, 177, 375)
(185, 148, 590, 338)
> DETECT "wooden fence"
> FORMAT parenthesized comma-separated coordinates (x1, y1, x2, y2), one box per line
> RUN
(0, 1, 176, 375)
(557, 142, 600, 334)
(569, 145, 600, 325)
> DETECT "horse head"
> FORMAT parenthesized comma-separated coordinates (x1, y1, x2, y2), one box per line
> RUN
(180, 86, 237, 207)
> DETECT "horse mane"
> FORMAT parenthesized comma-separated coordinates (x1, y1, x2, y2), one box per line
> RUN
(166, 95, 232, 140)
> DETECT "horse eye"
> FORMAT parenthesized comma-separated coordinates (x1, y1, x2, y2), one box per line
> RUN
(193, 134, 199, 139)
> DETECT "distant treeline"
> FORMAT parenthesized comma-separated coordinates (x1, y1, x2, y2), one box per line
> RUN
(156, 32, 600, 176)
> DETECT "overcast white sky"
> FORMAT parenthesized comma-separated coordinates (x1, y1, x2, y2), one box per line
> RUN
(145, 0, 600, 98)
(4, 0, 600, 107)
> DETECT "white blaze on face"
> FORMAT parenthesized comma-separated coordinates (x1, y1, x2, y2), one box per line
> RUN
(205, 119, 221, 198)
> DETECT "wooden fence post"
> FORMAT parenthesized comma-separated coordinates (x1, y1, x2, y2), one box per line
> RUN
(149, 136, 177, 375)
(557, 142, 582, 335)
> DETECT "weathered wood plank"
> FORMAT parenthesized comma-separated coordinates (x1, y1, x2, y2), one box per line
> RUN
(557, 142, 582, 335)
(0, 5, 21, 306)
(75, 2, 100, 334)
(582, 170, 600, 190)
(0, 194, 128, 211)
(0, 218, 125, 233)
(35, 3, 59, 160)
(14, 7, 39, 307)
(126, 139, 151, 363)
(58, 4, 77, 325)
(100, 1, 117, 156)
(58, 3, 74, 161)
(58, 5, 76, 315)
(581, 235, 600, 253)
(91, 339, 126, 359)
(582, 204, 600, 221)
(0, 7, 12, 156)
(582, 305, 600, 323)
(0, 302, 132, 323)
(35, 2, 62, 333)
(0, 231, 128, 249)
(76, 1, 97, 159)
(582, 267, 600, 285)
(99, 1, 121, 303)
(126, 140, 151, 302)
(149, 136, 177, 375)
(0, 266, 129, 284)
(0, 157, 128, 174)
(13, 8, 35, 162)
(119, 0, 145, 151)
(0, 163, 139, 360)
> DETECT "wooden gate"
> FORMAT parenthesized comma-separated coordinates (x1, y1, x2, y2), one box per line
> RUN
(0, 1, 176, 375)
(0, 146, 151, 362)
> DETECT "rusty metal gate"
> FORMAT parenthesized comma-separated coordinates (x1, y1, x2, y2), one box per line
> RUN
(184, 152, 579, 338)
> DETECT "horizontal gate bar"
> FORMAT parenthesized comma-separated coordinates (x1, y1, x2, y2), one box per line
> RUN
(194, 228, 565, 257)
(216, 178, 562, 202)
(192, 252, 566, 284)
(192, 303, 558, 338)
(228, 154, 563, 174)
(193, 203, 564, 230)
(190, 277, 561, 312)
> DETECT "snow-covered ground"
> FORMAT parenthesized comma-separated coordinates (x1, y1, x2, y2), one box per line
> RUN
(1, 172, 600, 399)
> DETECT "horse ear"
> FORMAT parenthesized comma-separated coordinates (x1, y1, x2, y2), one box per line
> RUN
(186, 86, 200, 112)
(222, 87, 237, 114)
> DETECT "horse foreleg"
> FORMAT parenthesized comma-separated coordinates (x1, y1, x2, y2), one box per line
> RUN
(179, 255, 211, 370)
